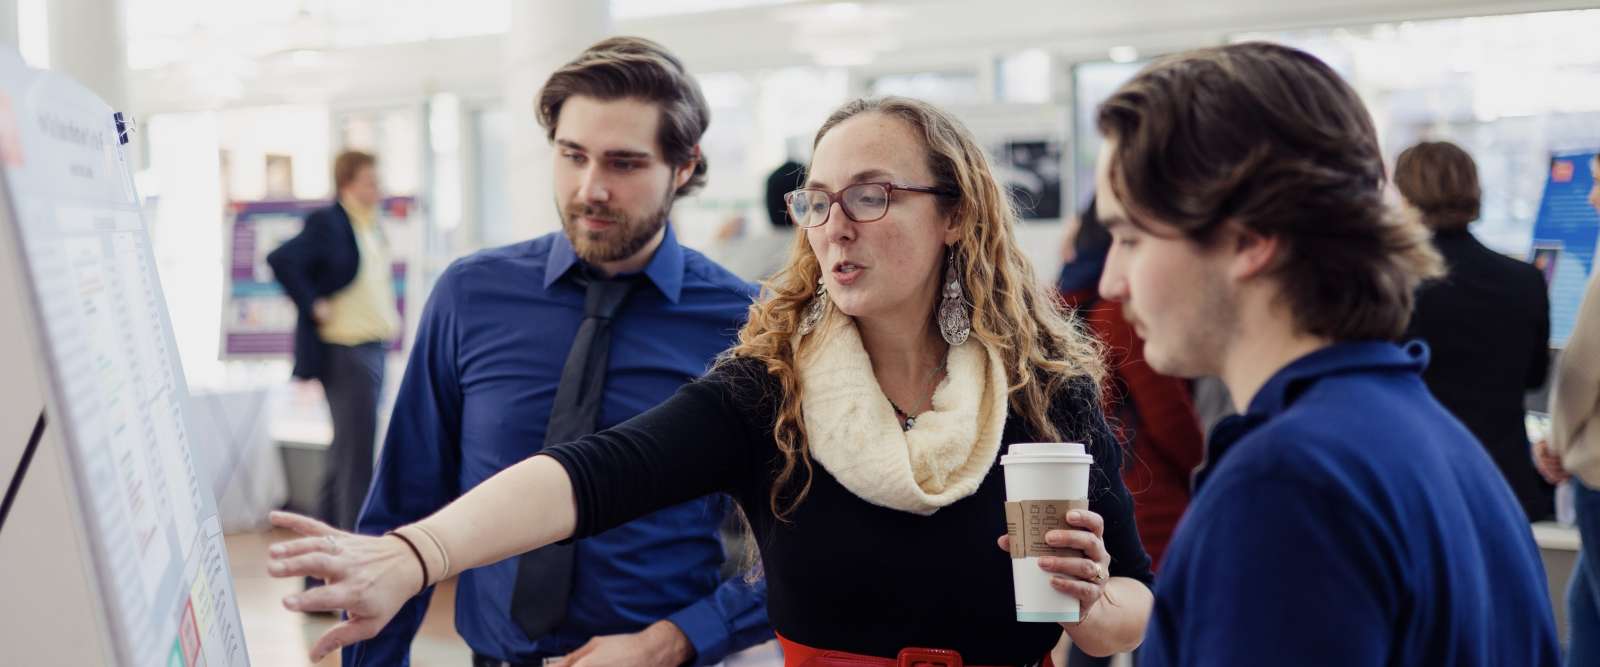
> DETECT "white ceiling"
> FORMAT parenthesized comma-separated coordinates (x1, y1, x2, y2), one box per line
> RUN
(123, 0, 1600, 114)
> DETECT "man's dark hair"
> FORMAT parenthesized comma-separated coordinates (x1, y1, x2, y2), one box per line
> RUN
(1394, 141, 1481, 231)
(537, 36, 710, 198)
(765, 160, 805, 227)
(1097, 42, 1443, 340)
(1073, 196, 1110, 259)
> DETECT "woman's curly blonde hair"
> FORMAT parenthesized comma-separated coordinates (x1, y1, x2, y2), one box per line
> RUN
(726, 96, 1105, 521)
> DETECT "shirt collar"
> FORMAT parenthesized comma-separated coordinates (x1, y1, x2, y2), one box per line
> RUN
(542, 222, 686, 303)
(1193, 340, 1429, 491)
(338, 197, 377, 228)
(1244, 340, 1429, 418)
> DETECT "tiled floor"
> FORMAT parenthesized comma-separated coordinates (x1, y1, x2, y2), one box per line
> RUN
(226, 529, 782, 666)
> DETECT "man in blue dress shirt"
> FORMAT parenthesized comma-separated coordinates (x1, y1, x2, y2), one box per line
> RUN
(345, 37, 770, 667)
(1090, 43, 1559, 665)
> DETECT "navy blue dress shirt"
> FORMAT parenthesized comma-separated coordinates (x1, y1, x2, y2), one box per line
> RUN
(1143, 341, 1559, 667)
(346, 225, 770, 666)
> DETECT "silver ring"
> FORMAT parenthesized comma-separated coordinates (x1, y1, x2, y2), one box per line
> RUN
(324, 535, 341, 554)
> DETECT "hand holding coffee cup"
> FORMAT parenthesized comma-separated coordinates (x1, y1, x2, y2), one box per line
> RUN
(996, 442, 1103, 624)
(996, 508, 1112, 622)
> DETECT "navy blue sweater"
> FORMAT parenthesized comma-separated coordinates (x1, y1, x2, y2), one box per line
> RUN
(1143, 341, 1558, 667)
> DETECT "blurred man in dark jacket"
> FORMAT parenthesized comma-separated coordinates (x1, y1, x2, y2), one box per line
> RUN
(1397, 141, 1553, 521)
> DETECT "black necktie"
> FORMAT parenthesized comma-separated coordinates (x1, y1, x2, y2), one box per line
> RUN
(511, 270, 642, 641)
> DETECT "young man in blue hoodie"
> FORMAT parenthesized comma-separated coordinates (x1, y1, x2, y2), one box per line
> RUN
(1092, 42, 1559, 666)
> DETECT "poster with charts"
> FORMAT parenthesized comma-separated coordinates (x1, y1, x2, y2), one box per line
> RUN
(0, 50, 249, 666)
(1530, 150, 1600, 347)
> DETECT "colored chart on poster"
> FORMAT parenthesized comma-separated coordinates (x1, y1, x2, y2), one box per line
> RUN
(1530, 150, 1600, 347)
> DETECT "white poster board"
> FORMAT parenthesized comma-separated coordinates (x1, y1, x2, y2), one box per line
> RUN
(0, 50, 249, 667)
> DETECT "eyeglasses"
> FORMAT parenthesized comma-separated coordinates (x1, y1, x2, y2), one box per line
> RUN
(784, 182, 956, 229)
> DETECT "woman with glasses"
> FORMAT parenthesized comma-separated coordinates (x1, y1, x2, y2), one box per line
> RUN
(266, 96, 1154, 666)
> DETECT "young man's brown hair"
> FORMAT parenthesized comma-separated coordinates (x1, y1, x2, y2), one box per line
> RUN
(537, 36, 710, 198)
(1097, 41, 1443, 341)
(1394, 141, 1481, 231)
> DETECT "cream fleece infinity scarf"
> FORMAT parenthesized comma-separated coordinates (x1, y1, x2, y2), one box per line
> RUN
(797, 314, 1008, 515)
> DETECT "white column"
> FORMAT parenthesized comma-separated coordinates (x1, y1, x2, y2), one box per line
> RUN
(46, 0, 127, 109)
(0, 0, 18, 54)
(501, 0, 610, 240)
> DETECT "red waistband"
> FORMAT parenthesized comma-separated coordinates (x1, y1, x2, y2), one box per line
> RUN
(775, 632, 1053, 667)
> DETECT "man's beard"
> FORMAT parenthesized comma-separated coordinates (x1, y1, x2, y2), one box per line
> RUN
(559, 194, 672, 266)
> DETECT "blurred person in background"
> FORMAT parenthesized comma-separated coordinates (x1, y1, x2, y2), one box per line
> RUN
(1532, 154, 1600, 666)
(342, 37, 771, 667)
(1054, 197, 1204, 667)
(266, 150, 398, 557)
(1396, 140, 1554, 521)
(709, 158, 805, 283)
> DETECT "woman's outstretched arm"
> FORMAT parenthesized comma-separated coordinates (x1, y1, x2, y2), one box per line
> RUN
(266, 454, 577, 660)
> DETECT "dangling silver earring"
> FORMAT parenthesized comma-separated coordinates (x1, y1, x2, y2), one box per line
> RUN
(799, 277, 828, 336)
(938, 247, 971, 346)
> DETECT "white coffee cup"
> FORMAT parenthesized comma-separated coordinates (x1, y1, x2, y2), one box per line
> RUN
(1001, 442, 1095, 623)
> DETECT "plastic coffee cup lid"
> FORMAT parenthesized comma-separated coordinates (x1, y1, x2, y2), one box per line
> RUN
(1001, 442, 1094, 465)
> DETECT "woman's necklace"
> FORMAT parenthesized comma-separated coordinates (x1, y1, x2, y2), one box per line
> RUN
(887, 352, 949, 432)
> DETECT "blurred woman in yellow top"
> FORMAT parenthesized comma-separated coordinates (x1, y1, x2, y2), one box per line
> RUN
(267, 150, 398, 546)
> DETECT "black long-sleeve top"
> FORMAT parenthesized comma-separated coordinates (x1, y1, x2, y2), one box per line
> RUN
(543, 356, 1153, 665)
